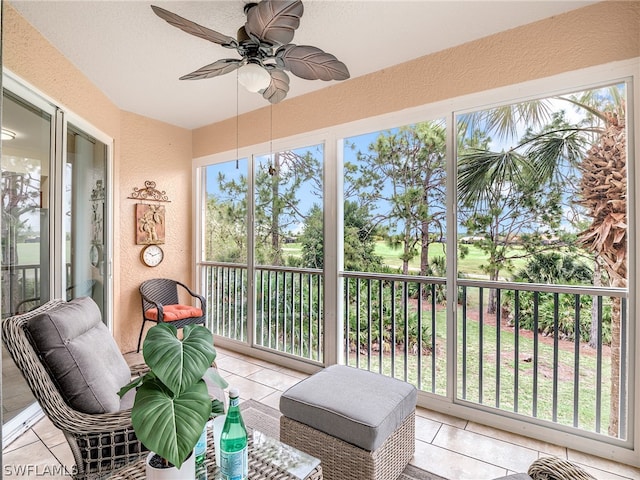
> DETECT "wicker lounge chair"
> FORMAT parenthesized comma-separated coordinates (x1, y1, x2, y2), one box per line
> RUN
(527, 456, 597, 479)
(138, 278, 206, 352)
(495, 456, 597, 479)
(2, 299, 147, 479)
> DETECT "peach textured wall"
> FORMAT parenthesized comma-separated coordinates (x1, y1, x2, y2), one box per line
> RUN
(3, 3, 192, 351)
(3, 5, 120, 137)
(3, 1, 639, 352)
(118, 112, 192, 352)
(3, 3, 123, 345)
(193, 0, 640, 157)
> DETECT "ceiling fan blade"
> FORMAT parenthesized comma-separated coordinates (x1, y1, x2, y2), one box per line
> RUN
(278, 44, 350, 81)
(151, 5, 237, 48)
(262, 69, 290, 104)
(179, 59, 243, 80)
(245, 0, 304, 46)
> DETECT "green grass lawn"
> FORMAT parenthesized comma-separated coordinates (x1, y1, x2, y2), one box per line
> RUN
(15, 243, 42, 265)
(346, 307, 611, 434)
(13, 242, 74, 266)
(18, 239, 525, 280)
(282, 240, 527, 279)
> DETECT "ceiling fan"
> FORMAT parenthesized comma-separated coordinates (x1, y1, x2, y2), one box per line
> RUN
(151, 0, 350, 104)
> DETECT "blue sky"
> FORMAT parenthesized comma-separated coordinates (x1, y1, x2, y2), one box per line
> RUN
(205, 83, 624, 240)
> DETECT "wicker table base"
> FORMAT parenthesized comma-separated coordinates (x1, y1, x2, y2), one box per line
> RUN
(107, 428, 323, 480)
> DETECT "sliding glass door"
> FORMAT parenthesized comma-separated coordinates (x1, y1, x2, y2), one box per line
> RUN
(65, 124, 109, 320)
(1, 78, 112, 443)
(1, 90, 53, 430)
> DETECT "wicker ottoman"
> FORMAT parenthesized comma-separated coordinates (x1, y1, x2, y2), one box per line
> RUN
(280, 365, 417, 480)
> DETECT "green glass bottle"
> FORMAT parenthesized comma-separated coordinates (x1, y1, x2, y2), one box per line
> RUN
(219, 387, 248, 480)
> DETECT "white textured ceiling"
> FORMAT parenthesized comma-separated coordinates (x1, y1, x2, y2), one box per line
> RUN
(10, 0, 597, 130)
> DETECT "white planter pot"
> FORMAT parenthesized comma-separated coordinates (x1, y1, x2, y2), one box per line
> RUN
(145, 451, 196, 480)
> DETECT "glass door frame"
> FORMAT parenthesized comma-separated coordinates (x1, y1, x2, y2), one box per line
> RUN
(2, 73, 58, 445)
(62, 115, 114, 325)
(2, 71, 114, 443)
(193, 132, 334, 369)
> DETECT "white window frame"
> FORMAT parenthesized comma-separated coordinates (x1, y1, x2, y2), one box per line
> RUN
(193, 58, 639, 466)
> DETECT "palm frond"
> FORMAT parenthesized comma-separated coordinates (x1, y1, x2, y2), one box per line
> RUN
(558, 84, 625, 123)
(558, 95, 607, 123)
(461, 100, 552, 143)
(523, 129, 590, 182)
(458, 149, 524, 206)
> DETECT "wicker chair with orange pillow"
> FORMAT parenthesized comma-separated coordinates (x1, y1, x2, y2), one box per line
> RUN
(137, 278, 206, 352)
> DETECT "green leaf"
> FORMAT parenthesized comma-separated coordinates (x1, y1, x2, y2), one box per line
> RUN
(117, 376, 144, 398)
(204, 367, 228, 390)
(131, 377, 211, 469)
(142, 324, 216, 396)
(211, 399, 225, 417)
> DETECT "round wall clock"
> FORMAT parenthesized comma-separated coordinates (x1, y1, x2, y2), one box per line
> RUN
(90, 244, 102, 267)
(141, 244, 164, 267)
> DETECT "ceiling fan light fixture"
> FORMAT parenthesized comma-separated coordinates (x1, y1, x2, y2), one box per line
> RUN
(1, 128, 16, 141)
(151, 0, 349, 103)
(238, 62, 271, 93)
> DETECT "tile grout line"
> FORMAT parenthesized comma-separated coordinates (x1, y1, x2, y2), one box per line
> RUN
(8, 352, 638, 480)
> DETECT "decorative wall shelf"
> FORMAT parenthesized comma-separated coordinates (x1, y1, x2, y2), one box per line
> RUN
(128, 180, 171, 203)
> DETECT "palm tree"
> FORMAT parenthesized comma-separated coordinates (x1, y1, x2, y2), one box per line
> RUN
(458, 107, 584, 314)
(457, 85, 627, 437)
(574, 99, 626, 437)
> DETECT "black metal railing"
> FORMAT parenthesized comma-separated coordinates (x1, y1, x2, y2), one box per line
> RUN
(342, 271, 447, 395)
(202, 262, 324, 363)
(455, 279, 627, 440)
(202, 262, 628, 440)
(1, 263, 80, 318)
(1, 264, 41, 317)
(343, 272, 628, 440)
(256, 265, 324, 362)
(204, 262, 248, 341)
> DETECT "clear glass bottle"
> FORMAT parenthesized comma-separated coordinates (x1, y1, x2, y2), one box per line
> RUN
(194, 418, 210, 465)
(219, 387, 248, 480)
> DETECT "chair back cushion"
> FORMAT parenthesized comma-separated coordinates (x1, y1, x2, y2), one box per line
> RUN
(25, 297, 131, 413)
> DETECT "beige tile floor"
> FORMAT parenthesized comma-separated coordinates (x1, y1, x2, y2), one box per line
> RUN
(3, 344, 34, 423)
(3, 346, 640, 480)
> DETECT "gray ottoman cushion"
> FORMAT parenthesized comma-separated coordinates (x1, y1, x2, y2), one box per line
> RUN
(26, 297, 131, 413)
(280, 364, 416, 451)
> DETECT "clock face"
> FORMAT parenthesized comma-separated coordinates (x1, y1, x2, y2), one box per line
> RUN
(90, 245, 102, 267)
(141, 244, 164, 267)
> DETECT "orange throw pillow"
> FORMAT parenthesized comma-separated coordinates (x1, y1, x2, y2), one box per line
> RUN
(145, 304, 203, 322)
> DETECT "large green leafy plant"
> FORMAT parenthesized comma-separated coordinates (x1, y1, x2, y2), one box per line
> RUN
(119, 323, 227, 469)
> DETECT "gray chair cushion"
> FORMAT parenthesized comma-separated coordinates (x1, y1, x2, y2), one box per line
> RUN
(280, 364, 417, 451)
(26, 297, 131, 413)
